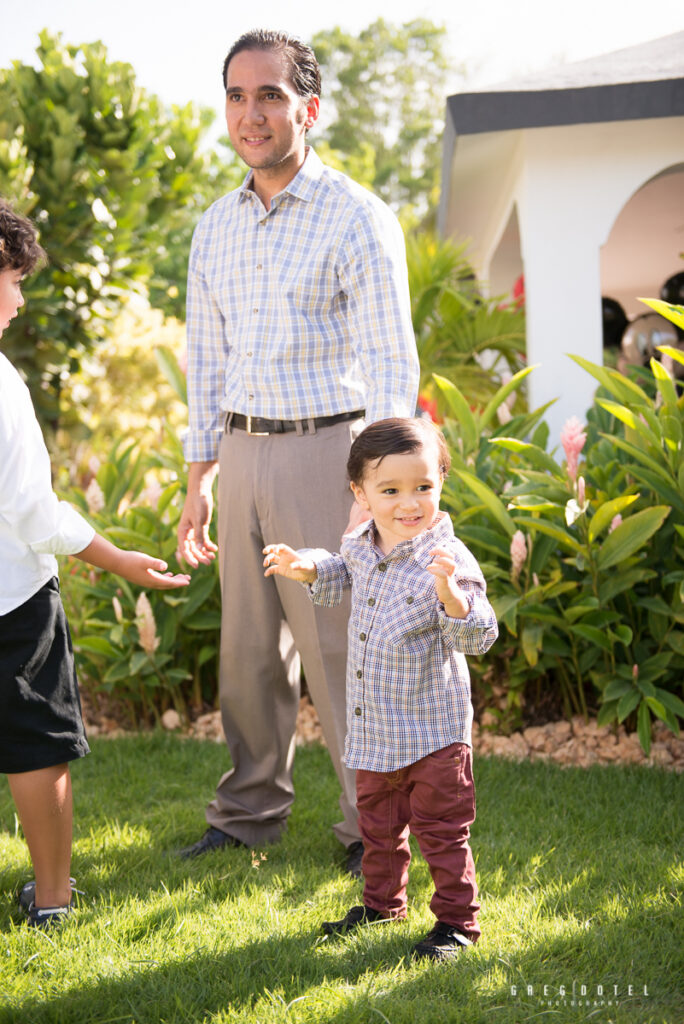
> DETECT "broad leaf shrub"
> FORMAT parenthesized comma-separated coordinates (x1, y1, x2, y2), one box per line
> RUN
(59, 350, 220, 724)
(436, 335, 684, 753)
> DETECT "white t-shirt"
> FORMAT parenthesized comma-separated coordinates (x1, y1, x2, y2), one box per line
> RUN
(0, 352, 95, 614)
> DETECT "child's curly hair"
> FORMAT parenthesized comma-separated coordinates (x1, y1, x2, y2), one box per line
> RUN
(0, 199, 46, 275)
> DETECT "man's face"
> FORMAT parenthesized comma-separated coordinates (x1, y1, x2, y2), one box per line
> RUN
(0, 269, 24, 338)
(224, 48, 318, 179)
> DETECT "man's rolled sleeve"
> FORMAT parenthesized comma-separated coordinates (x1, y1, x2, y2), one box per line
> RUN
(307, 550, 351, 607)
(340, 206, 419, 424)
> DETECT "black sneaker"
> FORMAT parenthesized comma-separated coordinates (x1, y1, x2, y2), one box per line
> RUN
(412, 921, 472, 962)
(26, 901, 73, 930)
(18, 878, 79, 915)
(322, 904, 386, 935)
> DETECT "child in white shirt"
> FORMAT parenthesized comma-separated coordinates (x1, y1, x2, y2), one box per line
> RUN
(0, 199, 190, 928)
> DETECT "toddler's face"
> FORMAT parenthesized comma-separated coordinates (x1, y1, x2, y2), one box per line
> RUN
(0, 269, 24, 338)
(350, 440, 444, 554)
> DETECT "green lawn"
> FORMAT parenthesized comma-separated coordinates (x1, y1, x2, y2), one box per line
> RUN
(1, 734, 682, 1024)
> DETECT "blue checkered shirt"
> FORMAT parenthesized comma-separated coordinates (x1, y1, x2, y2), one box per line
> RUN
(183, 148, 419, 461)
(307, 512, 498, 772)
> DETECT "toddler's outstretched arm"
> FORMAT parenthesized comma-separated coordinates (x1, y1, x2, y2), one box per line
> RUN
(263, 544, 317, 584)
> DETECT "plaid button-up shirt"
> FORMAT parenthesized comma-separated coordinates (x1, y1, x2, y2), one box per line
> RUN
(308, 512, 498, 772)
(184, 148, 418, 462)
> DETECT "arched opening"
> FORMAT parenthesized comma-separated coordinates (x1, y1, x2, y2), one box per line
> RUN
(601, 163, 684, 322)
(488, 202, 523, 304)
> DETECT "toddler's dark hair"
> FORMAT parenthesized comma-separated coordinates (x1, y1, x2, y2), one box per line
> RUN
(347, 417, 451, 486)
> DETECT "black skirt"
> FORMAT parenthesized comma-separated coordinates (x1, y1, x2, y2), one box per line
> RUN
(0, 577, 90, 774)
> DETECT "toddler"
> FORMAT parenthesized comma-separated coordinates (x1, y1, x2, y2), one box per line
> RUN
(264, 416, 497, 961)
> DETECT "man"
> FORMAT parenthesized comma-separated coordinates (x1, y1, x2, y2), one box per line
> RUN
(177, 29, 419, 874)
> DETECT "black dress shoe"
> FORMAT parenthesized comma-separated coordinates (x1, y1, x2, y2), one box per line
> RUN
(177, 826, 244, 859)
(322, 903, 386, 935)
(345, 840, 364, 878)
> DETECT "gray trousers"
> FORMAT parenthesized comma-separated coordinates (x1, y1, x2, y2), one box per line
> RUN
(206, 416, 363, 847)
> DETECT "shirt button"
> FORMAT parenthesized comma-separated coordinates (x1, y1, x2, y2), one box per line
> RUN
(354, 706, 362, 716)
(248, 394, 254, 400)
(406, 596, 414, 604)
(256, 264, 262, 270)
(367, 597, 375, 607)
(252, 308, 258, 314)
(246, 351, 253, 357)
(356, 670, 362, 678)
(359, 632, 366, 641)
(378, 563, 387, 572)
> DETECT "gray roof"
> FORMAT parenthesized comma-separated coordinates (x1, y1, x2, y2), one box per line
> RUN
(447, 32, 684, 135)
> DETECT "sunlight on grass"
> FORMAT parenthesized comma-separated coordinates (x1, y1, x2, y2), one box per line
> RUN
(0, 735, 681, 1024)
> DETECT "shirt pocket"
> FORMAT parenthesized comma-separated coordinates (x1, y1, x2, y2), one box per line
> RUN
(380, 589, 438, 650)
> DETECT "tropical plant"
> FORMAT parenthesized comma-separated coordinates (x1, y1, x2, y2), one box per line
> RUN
(59, 348, 220, 723)
(436, 328, 684, 752)
(406, 233, 526, 412)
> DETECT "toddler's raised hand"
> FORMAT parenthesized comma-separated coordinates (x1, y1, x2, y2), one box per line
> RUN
(263, 544, 317, 584)
(427, 547, 470, 620)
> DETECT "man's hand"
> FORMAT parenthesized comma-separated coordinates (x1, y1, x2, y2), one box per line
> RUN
(427, 547, 470, 619)
(177, 462, 219, 568)
(342, 499, 372, 539)
(263, 544, 317, 584)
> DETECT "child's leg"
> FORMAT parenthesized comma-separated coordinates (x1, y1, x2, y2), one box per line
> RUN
(408, 743, 480, 940)
(356, 767, 411, 919)
(8, 763, 73, 909)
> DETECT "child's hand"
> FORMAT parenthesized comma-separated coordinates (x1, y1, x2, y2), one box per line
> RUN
(263, 544, 317, 584)
(427, 547, 470, 620)
(119, 550, 191, 589)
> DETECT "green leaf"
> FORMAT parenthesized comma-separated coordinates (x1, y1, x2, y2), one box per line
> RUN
(612, 624, 633, 646)
(597, 506, 670, 570)
(480, 365, 537, 431)
(596, 399, 662, 452)
(512, 516, 583, 554)
(637, 701, 652, 754)
(155, 345, 188, 404)
(130, 650, 151, 674)
(521, 623, 544, 667)
(452, 469, 516, 537)
(596, 699, 619, 727)
(489, 437, 563, 477)
(569, 624, 613, 652)
(184, 611, 222, 630)
(588, 494, 639, 543)
(654, 688, 684, 719)
(603, 678, 632, 700)
(75, 636, 120, 658)
(433, 375, 478, 453)
(617, 689, 641, 722)
(650, 357, 678, 408)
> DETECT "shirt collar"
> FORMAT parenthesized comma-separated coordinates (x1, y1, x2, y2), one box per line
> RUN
(238, 147, 323, 205)
(344, 511, 455, 568)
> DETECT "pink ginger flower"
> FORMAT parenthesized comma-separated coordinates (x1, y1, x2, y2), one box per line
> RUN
(560, 417, 587, 483)
(609, 514, 622, 533)
(112, 596, 123, 623)
(85, 477, 105, 514)
(510, 530, 527, 581)
(135, 592, 160, 656)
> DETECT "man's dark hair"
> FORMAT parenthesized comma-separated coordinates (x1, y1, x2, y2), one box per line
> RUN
(347, 417, 452, 486)
(222, 29, 321, 99)
(0, 199, 46, 275)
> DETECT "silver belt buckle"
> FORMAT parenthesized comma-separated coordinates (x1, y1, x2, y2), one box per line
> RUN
(246, 415, 269, 436)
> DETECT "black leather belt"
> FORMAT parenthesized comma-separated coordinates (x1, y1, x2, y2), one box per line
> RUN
(225, 409, 364, 436)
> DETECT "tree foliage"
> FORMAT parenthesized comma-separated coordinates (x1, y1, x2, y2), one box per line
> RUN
(310, 19, 458, 217)
(0, 30, 239, 429)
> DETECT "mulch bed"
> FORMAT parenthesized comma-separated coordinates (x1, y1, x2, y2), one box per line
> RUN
(82, 693, 683, 772)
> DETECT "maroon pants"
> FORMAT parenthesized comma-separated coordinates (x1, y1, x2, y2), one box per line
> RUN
(356, 742, 480, 941)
